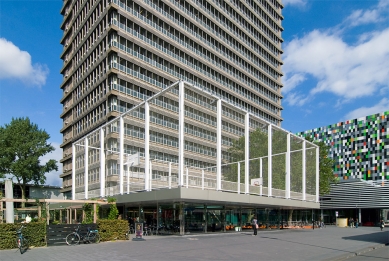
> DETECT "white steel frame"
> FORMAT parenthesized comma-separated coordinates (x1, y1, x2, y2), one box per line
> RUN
(72, 81, 319, 202)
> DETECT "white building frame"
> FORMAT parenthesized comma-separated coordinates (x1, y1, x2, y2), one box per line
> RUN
(72, 81, 319, 203)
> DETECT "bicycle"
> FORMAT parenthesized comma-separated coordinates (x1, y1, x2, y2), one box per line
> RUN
(16, 225, 29, 254)
(66, 225, 100, 245)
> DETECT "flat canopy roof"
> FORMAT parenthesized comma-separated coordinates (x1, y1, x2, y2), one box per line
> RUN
(115, 187, 319, 210)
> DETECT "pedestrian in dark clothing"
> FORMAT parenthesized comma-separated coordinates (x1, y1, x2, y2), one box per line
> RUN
(252, 216, 258, 236)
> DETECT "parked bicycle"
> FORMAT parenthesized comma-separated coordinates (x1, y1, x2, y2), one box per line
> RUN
(66, 225, 100, 245)
(16, 225, 29, 254)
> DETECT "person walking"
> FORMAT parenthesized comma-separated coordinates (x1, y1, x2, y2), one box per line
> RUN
(380, 219, 384, 231)
(355, 218, 358, 228)
(252, 216, 258, 236)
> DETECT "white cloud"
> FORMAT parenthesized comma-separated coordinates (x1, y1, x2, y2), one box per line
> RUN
(0, 38, 49, 87)
(282, 73, 306, 94)
(343, 98, 389, 120)
(282, 28, 389, 105)
(283, 0, 307, 7)
(343, 0, 389, 27)
(284, 92, 311, 106)
(40, 142, 62, 187)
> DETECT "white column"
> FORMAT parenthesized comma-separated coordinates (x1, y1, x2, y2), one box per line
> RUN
(237, 162, 241, 194)
(5, 180, 14, 223)
(145, 101, 150, 191)
(85, 137, 89, 199)
(202, 169, 205, 190)
(286, 134, 291, 199)
(316, 147, 320, 202)
(302, 141, 306, 201)
(72, 144, 76, 200)
(178, 81, 185, 186)
(268, 124, 272, 197)
(119, 117, 124, 195)
(168, 162, 172, 189)
(260, 158, 263, 196)
(127, 164, 130, 194)
(216, 99, 222, 191)
(149, 160, 152, 191)
(100, 128, 105, 198)
(186, 167, 189, 189)
(245, 113, 250, 194)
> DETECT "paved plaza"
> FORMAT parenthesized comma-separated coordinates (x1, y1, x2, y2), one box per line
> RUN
(0, 226, 388, 261)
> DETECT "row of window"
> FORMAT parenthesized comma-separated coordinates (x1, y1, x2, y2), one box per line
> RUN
(113, 35, 279, 104)
(109, 55, 279, 121)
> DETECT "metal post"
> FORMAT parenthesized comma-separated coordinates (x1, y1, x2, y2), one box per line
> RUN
(178, 81, 185, 186)
(85, 137, 89, 199)
(286, 134, 291, 199)
(186, 167, 189, 189)
(127, 164, 130, 194)
(302, 141, 306, 200)
(168, 162, 172, 189)
(100, 128, 105, 198)
(237, 162, 241, 194)
(150, 161, 152, 190)
(216, 99, 222, 191)
(72, 144, 76, 200)
(268, 124, 272, 197)
(119, 117, 124, 195)
(245, 113, 250, 194)
(145, 102, 150, 191)
(260, 158, 263, 196)
(202, 169, 205, 190)
(316, 147, 319, 202)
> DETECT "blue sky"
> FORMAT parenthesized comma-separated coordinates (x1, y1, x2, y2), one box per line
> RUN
(0, 0, 388, 186)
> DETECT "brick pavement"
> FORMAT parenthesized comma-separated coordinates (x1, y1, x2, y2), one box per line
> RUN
(0, 226, 387, 261)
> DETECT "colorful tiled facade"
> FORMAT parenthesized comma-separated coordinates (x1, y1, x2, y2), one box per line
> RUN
(298, 111, 389, 181)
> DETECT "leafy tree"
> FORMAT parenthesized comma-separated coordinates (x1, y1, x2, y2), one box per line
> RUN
(225, 128, 336, 194)
(305, 137, 338, 195)
(107, 197, 119, 220)
(0, 117, 58, 205)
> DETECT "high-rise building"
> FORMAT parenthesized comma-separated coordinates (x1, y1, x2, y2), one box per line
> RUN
(59, 0, 284, 197)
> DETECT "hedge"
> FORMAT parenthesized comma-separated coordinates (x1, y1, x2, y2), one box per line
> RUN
(0, 222, 46, 250)
(97, 220, 128, 241)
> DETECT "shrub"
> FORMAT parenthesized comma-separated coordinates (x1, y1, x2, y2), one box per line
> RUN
(97, 220, 127, 241)
(0, 222, 46, 250)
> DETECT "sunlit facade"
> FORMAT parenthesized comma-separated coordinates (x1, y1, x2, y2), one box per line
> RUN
(59, 0, 285, 196)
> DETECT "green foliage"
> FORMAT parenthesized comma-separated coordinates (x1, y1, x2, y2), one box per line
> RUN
(225, 128, 289, 190)
(82, 203, 94, 224)
(0, 222, 46, 250)
(226, 128, 336, 195)
(97, 220, 127, 241)
(107, 196, 116, 203)
(0, 117, 58, 202)
(108, 202, 119, 220)
(305, 137, 338, 195)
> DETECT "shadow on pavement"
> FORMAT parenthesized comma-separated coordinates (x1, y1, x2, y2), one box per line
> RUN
(342, 231, 389, 244)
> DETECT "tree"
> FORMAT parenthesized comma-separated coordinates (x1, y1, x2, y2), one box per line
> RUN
(107, 197, 119, 220)
(0, 117, 58, 204)
(305, 137, 337, 195)
(225, 128, 336, 194)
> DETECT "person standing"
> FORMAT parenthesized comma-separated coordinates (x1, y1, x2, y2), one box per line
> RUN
(355, 218, 358, 228)
(252, 216, 258, 236)
(380, 219, 384, 231)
